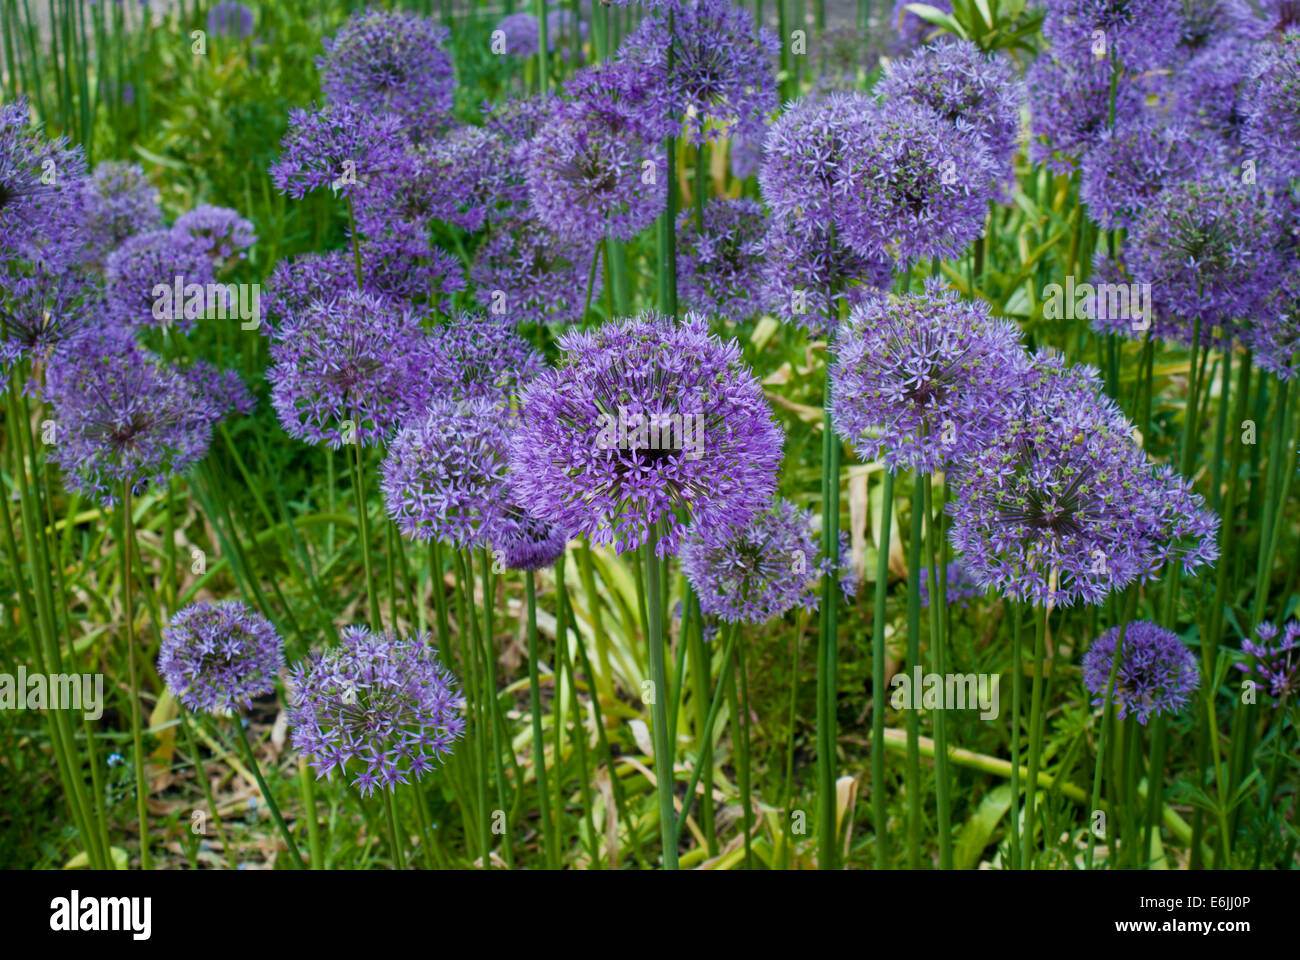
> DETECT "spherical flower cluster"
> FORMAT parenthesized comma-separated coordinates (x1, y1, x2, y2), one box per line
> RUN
(471, 219, 601, 326)
(509, 312, 785, 556)
(425, 312, 546, 405)
(491, 480, 570, 571)
(104, 230, 215, 332)
(1237, 620, 1300, 706)
(1080, 117, 1222, 231)
(917, 560, 985, 608)
(1042, 0, 1182, 73)
(360, 222, 466, 310)
(80, 160, 161, 266)
(680, 498, 855, 624)
(207, 1, 255, 39)
(0, 266, 95, 376)
(875, 38, 1023, 192)
(728, 118, 767, 180)
(1082, 621, 1200, 724)
(266, 289, 433, 448)
(1127, 173, 1287, 344)
(158, 601, 285, 715)
(423, 126, 515, 232)
(524, 97, 666, 243)
(0, 97, 87, 271)
(172, 204, 256, 268)
(830, 281, 1027, 474)
(262, 251, 363, 326)
(947, 352, 1220, 607)
(675, 198, 768, 319)
(381, 398, 511, 547)
(1170, 36, 1255, 137)
(758, 92, 872, 233)
(760, 219, 893, 336)
(269, 101, 406, 201)
(835, 99, 997, 267)
(42, 322, 252, 505)
(1027, 53, 1144, 173)
(1245, 263, 1300, 380)
(318, 9, 456, 141)
(1242, 32, 1300, 187)
(495, 12, 540, 57)
(288, 626, 465, 796)
(618, 0, 779, 145)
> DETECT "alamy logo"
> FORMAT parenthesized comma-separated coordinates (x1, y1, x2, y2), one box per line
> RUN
(152, 275, 261, 330)
(890, 668, 1000, 720)
(1042, 275, 1151, 331)
(594, 406, 704, 461)
(0, 667, 102, 720)
(50, 890, 151, 940)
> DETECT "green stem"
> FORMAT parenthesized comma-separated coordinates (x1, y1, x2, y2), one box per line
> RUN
(122, 481, 151, 870)
(644, 522, 678, 869)
(232, 719, 305, 869)
(870, 468, 896, 869)
(905, 472, 924, 869)
(924, 471, 951, 869)
(1022, 601, 1048, 867)
(525, 570, 558, 868)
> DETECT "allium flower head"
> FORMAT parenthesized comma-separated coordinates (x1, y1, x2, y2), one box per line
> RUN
(0, 97, 87, 270)
(1244, 263, 1300, 379)
(728, 118, 767, 180)
(495, 12, 540, 57)
(760, 219, 893, 336)
(207, 1, 255, 39)
(1042, 0, 1182, 72)
(80, 160, 161, 265)
(1243, 32, 1300, 186)
(524, 96, 667, 243)
(158, 601, 284, 715)
(287, 626, 465, 796)
(425, 313, 546, 405)
(266, 289, 433, 448)
(104, 229, 215, 332)
(491, 480, 570, 571)
(947, 352, 1220, 607)
(1128, 173, 1287, 345)
(172, 204, 256, 269)
(1027, 53, 1144, 173)
(875, 38, 1024, 192)
(618, 0, 780, 145)
(471, 218, 601, 325)
(830, 280, 1026, 474)
(676, 197, 768, 319)
(1237, 620, 1300, 706)
(834, 99, 997, 266)
(758, 92, 872, 233)
(43, 323, 252, 505)
(0, 265, 96, 376)
(680, 498, 855, 624)
(1171, 35, 1256, 137)
(269, 101, 407, 201)
(509, 312, 784, 556)
(318, 9, 456, 141)
(1082, 621, 1200, 724)
(263, 251, 364, 326)
(381, 398, 511, 547)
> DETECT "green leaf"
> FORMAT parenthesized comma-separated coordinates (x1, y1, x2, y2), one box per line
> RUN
(956, 784, 1013, 869)
(904, 3, 969, 40)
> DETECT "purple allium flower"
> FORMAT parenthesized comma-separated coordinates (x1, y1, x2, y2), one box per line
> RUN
(359, 223, 466, 310)
(524, 95, 667, 243)
(1177, 0, 1259, 53)
(381, 398, 510, 547)
(80, 160, 162, 266)
(760, 218, 894, 337)
(104, 229, 216, 332)
(1258, 0, 1300, 33)
(563, 59, 679, 142)
(269, 101, 407, 201)
(262, 251, 364, 326)
(171, 204, 256, 269)
(0, 265, 96, 377)
(1245, 263, 1300, 380)
(287, 626, 465, 795)
(42, 322, 252, 505)
(1170, 36, 1255, 137)
(158, 601, 284, 715)
(496, 12, 540, 57)
(509, 312, 784, 556)
(207, 1, 255, 39)
(421, 126, 515, 232)
(425, 312, 546, 405)
(1237, 620, 1300, 706)
(1243, 32, 1300, 187)
(889, 0, 951, 54)
(680, 498, 855, 624)
(266, 289, 434, 449)
(1027, 53, 1144, 173)
(318, 9, 456, 141)
(875, 38, 1024, 195)
(490, 480, 570, 571)
(917, 560, 984, 608)
(1079, 116, 1223, 231)
(758, 92, 872, 234)
(0, 97, 87, 270)
(947, 351, 1220, 607)
(483, 94, 557, 148)
(263, 246, 460, 324)
(675, 197, 767, 319)
(829, 280, 1026, 474)
(1082, 621, 1200, 724)
(1127, 173, 1288, 346)
(834, 99, 997, 267)
(728, 118, 767, 180)
(471, 218, 601, 326)
(1042, 0, 1182, 72)
(618, 0, 779, 145)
